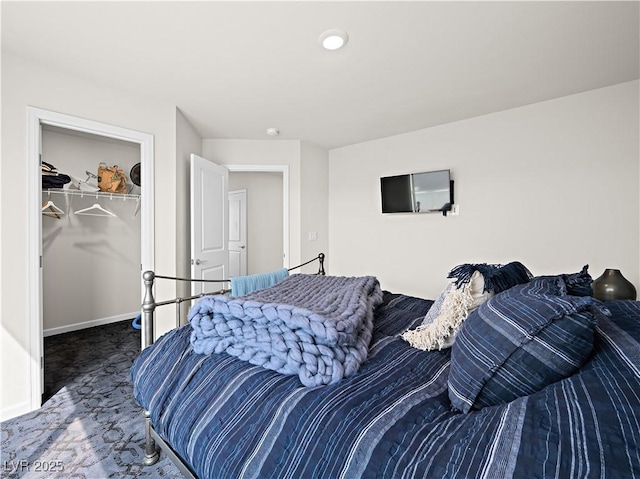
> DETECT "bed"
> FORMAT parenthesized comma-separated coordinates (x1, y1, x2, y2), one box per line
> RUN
(130, 257, 640, 479)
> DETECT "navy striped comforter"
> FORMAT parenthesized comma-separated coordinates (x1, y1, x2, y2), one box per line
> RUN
(131, 293, 640, 479)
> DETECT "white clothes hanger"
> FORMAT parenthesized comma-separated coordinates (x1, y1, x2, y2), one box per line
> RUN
(42, 200, 65, 219)
(74, 203, 117, 217)
(133, 197, 141, 217)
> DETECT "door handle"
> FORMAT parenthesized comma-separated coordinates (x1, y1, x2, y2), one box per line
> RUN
(240, 245, 246, 249)
(194, 259, 208, 265)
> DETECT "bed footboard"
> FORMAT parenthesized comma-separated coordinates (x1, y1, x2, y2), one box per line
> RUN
(138, 253, 326, 473)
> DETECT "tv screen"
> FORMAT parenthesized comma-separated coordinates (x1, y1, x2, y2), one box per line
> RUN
(380, 169, 452, 214)
(412, 170, 451, 212)
(380, 174, 413, 213)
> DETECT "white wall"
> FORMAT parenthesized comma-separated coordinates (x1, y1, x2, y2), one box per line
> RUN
(42, 128, 141, 334)
(175, 109, 203, 322)
(329, 81, 640, 299)
(1, 52, 179, 420)
(301, 142, 330, 273)
(229, 172, 283, 275)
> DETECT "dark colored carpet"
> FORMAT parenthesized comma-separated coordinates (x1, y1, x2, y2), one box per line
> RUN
(1, 321, 182, 478)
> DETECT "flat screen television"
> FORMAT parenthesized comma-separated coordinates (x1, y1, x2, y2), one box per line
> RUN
(380, 169, 453, 215)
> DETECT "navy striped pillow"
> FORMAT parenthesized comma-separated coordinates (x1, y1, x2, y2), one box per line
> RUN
(448, 277, 604, 413)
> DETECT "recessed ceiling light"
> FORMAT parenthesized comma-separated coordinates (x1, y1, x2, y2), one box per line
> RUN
(319, 29, 349, 51)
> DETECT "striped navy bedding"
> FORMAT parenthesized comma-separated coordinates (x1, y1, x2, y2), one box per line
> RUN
(131, 293, 640, 479)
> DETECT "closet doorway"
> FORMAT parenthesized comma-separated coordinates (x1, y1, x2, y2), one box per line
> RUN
(27, 107, 154, 412)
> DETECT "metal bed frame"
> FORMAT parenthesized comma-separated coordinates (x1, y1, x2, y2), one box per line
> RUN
(139, 253, 326, 477)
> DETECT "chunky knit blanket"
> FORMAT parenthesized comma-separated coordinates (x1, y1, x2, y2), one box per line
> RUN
(189, 274, 383, 387)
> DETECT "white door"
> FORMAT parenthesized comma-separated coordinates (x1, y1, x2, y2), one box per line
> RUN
(190, 154, 229, 295)
(228, 189, 247, 278)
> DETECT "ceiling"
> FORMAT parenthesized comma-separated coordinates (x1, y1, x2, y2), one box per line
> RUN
(3, 1, 639, 150)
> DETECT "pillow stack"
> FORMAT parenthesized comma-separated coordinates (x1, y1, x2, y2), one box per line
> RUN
(447, 266, 609, 413)
(401, 262, 532, 351)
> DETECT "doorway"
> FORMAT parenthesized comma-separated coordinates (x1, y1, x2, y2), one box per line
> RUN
(227, 165, 289, 272)
(27, 107, 154, 412)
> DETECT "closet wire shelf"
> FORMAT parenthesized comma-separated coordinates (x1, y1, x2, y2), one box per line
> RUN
(43, 188, 141, 200)
(43, 188, 141, 218)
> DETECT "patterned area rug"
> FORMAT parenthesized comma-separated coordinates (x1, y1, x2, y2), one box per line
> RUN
(1, 321, 182, 478)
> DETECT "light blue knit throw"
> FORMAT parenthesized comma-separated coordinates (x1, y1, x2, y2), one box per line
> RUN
(189, 274, 383, 386)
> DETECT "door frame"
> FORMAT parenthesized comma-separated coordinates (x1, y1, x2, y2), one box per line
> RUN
(27, 107, 154, 412)
(226, 164, 290, 268)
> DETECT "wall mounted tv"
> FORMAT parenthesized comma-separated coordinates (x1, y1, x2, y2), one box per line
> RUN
(380, 169, 454, 215)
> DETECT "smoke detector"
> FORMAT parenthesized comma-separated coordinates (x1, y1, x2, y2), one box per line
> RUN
(266, 128, 280, 137)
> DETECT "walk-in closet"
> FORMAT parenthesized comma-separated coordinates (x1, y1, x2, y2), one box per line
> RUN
(41, 125, 142, 399)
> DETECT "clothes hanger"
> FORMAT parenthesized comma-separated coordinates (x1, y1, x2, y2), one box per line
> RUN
(42, 200, 65, 219)
(74, 202, 117, 217)
(133, 197, 141, 218)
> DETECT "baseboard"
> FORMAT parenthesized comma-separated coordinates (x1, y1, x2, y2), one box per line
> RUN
(0, 400, 33, 422)
(43, 311, 139, 337)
